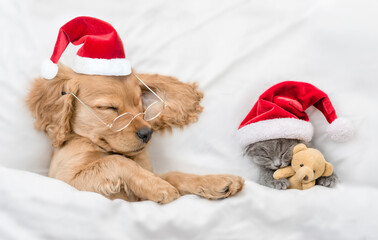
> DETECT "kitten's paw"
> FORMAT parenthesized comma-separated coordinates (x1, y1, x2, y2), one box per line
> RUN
(316, 174, 338, 188)
(268, 178, 290, 190)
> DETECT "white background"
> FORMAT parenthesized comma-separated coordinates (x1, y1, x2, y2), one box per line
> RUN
(0, 0, 378, 239)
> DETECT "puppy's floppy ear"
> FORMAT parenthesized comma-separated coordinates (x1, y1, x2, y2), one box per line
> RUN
(136, 73, 203, 131)
(27, 64, 79, 147)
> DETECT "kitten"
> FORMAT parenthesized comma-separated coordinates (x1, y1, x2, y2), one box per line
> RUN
(245, 139, 338, 190)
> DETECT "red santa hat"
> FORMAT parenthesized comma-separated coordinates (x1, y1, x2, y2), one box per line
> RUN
(41, 16, 131, 79)
(237, 81, 353, 148)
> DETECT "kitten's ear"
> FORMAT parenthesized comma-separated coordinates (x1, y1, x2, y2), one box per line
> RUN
(293, 143, 307, 154)
(322, 161, 333, 177)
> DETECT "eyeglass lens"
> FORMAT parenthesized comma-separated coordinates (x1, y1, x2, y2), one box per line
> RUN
(110, 101, 165, 131)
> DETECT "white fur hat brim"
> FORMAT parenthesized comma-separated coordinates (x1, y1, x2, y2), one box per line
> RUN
(237, 118, 314, 149)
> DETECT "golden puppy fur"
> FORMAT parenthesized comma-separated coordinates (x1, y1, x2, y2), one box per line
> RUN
(27, 64, 244, 203)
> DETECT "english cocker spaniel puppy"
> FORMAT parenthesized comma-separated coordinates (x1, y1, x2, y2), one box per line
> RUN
(27, 64, 244, 203)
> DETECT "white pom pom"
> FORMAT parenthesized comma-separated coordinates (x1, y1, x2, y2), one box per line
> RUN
(327, 117, 354, 142)
(41, 60, 58, 79)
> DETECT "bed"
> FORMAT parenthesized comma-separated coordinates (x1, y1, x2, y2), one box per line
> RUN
(1, 0, 377, 239)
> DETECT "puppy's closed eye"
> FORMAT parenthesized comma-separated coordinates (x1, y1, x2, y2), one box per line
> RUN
(96, 106, 118, 112)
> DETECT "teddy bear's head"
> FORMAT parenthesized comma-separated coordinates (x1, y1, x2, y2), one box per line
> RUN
(291, 144, 333, 183)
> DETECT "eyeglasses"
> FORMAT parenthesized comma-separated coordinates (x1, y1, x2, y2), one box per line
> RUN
(62, 73, 167, 132)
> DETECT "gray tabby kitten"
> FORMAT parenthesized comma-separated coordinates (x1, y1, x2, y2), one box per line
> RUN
(245, 139, 338, 190)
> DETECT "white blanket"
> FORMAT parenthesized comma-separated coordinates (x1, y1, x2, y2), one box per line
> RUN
(1, 0, 378, 239)
(1, 167, 377, 240)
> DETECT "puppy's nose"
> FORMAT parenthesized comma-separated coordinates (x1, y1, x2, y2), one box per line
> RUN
(136, 127, 153, 143)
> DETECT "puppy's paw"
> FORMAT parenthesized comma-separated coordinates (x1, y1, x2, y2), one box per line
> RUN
(196, 175, 244, 200)
(97, 178, 123, 196)
(316, 174, 338, 188)
(268, 178, 290, 190)
(144, 179, 180, 204)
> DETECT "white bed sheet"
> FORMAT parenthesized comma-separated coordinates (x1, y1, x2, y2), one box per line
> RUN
(1, 0, 378, 239)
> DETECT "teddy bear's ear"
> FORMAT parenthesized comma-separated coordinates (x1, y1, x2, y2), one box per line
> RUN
(293, 143, 307, 154)
(322, 161, 333, 177)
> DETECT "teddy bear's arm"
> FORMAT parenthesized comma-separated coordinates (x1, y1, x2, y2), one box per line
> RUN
(302, 181, 316, 190)
(273, 167, 295, 180)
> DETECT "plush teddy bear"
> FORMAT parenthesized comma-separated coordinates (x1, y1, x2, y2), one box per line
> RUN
(273, 144, 333, 190)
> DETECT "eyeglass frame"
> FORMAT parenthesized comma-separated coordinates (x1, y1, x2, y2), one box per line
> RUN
(62, 73, 168, 132)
